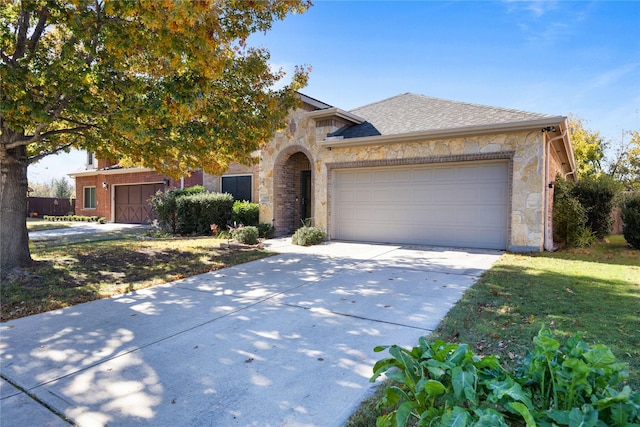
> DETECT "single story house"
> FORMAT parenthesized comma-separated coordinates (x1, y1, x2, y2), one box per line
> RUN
(70, 92, 576, 252)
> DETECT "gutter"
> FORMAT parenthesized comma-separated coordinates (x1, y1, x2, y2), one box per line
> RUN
(67, 167, 155, 178)
(544, 126, 569, 251)
(305, 108, 366, 125)
(317, 116, 566, 149)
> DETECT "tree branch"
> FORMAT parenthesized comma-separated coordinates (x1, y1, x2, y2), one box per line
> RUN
(5, 126, 90, 150)
(27, 5, 49, 53)
(28, 141, 76, 165)
(13, 8, 30, 61)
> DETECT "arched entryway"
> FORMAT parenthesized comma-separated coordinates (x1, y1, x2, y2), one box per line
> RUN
(273, 148, 313, 236)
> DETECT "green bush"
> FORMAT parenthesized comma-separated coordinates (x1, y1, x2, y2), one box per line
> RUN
(232, 226, 259, 245)
(621, 195, 640, 249)
(553, 176, 590, 248)
(572, 175, 620, 239)
(371, 327, 639, 427)
(150, 186, 208, 234)
(175, 192, 234, 235)
(291, 226, 325, 246)
(256, 223, 274, 238)
(231, 200, 259, 226)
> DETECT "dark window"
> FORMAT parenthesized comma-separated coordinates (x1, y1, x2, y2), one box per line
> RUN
(84, 186, 96, 209)
(222, 175, 252, 202)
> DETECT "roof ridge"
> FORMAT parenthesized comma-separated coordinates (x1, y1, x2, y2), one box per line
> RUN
(349, 92, 413, 112)
(352, 92, 555, 118)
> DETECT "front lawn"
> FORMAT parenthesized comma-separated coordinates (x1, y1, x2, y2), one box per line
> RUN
(1, 235, 273, 322)
(345, 235, 640, 426)
(26, 217, 72, 232)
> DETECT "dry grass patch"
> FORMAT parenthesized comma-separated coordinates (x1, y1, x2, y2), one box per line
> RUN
(2, 236, 273, 321)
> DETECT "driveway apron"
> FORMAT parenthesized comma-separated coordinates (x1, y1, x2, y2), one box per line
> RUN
(0, 240, 502, 427)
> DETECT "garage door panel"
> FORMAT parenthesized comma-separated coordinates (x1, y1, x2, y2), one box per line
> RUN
(115, 183, 164, 224)
(333, 161, 508, 249)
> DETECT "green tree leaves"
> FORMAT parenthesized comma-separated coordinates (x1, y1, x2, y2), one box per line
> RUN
(1, 0, 310, 272)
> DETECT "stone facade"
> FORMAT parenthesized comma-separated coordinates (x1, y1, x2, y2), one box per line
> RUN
(258, 106, 572, 252)
(71, 94, 574, 251)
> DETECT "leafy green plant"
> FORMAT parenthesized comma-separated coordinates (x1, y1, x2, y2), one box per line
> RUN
(175, 192, 234, 235)
(291, 226, 325, 246)
(371, 328, 639, 427)
(232, 201, 260, 226)
(572, 175, 620, 239)
(573, 227, 597, 247)
(621, 195, 640, 249)
(554, 175, 590, 248)
(371, 337, 520, 426)
(232, 226, 259, 245)
(150, 187, 207, 234)
(256, 223, 274, 238)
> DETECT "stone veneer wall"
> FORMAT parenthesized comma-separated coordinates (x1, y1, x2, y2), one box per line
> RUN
(203, 163, 259, 202)
(259, 108, 548, 251)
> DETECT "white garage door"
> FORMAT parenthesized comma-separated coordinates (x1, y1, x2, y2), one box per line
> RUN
(332, 161, 508, 249)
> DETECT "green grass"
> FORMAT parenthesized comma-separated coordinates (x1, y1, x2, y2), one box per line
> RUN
(345, 235, 640, 426)
(2, 235, 273, 321)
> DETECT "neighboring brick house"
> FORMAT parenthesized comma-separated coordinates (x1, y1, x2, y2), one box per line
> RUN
(69, 156, 256, 224)
(70, 92, 576, 252)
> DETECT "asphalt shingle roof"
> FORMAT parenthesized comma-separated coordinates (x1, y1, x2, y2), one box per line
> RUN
(330, 93, 558, 139)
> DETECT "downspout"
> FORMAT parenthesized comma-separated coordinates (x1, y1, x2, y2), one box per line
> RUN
(180, 176, 185, 189)
(544, 129, 567, 251)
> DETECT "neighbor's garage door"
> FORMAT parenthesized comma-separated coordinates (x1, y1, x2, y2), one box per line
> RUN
(333, 161, 508, 249)
(115, 183, 164, 224)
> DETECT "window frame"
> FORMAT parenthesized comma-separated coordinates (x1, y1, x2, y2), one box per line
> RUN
(221, 174, 253, 202)
(83, 186, 97, 209)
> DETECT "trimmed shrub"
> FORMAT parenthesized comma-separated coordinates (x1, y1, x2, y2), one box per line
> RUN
(621, 195, 640, 249)
(256, 223, 274, 238)
(572, 175, 620, 239)
(232, 200, 259, 226)
(150, 186, 207, 234)
(292, 226, 325, 246)
(176, 192, 234, 235)
(232, 226, 259, 245)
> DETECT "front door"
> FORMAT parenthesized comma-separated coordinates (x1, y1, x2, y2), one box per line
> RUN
(301, 170, 311, 224)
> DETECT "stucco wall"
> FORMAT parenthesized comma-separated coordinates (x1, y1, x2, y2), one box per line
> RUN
(259, 108, 549, 251)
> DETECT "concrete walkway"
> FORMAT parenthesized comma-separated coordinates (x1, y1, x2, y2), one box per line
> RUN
(0, 239, 502, 426)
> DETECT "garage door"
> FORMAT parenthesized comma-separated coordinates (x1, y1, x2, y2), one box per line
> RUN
(115, 183, 164, 224)
(332, 161, 508, 249)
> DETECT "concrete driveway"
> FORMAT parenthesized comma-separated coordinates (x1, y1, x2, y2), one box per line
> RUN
(0, 239, 502, 427)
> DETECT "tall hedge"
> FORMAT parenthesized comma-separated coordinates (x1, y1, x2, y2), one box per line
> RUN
(150, 186, 206, 234)
(150, 187, 233, 235)
(572, 175, 619, 239)
(553, 175, 589, 247)
(175, 192, 234, 235)
(621, 195, 640, 249)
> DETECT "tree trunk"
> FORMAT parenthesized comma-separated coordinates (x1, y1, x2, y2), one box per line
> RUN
(0, 143, 32, 278)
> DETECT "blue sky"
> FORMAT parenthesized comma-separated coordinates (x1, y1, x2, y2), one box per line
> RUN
(29, 0, 640, 184)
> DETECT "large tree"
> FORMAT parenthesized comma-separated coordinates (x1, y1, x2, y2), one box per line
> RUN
(1, 0, 310, 276)
(569, 115, 607, 178)
(609, 130, 640, 191)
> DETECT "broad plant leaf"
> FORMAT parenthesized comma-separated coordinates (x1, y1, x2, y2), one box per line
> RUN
(583, 345, 617, 367)
(567, 405, 598, 427)
(424, 379, 446, 397)
(394, 401, 416, 427)
(508, 402, 537, 427)
(440, 406, 471, 427)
